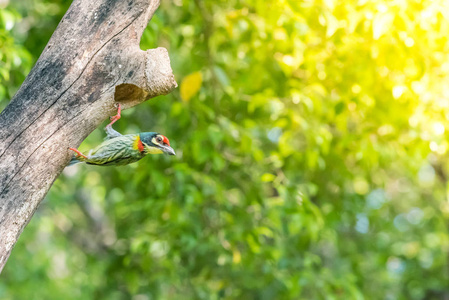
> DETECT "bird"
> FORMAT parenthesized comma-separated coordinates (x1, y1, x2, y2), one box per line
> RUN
(68, 103, 175, 166)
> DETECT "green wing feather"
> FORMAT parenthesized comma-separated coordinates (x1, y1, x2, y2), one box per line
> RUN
(84, 134, 144, 166)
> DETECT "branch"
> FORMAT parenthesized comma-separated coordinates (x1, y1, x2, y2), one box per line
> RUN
(0, 0, 177, 272)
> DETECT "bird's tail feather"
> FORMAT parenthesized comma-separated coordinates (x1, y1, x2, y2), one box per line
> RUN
(68, 156, 84, 166)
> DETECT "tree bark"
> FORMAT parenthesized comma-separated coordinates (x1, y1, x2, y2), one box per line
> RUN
(0, 0, 177, 272)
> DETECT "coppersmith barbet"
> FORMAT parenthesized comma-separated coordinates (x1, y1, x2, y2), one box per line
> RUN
(69, 104, 175, 166)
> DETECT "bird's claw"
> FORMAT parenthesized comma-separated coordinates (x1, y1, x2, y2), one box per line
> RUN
(69, 147, 87, 159)
(107, 103, 121, 127)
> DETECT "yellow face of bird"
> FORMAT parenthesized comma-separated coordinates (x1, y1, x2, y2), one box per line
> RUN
(146, 144, 164, 154)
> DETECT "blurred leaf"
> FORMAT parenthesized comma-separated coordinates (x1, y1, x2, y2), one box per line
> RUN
(180, 71, 202, 102)
(261, 173, 276, 182)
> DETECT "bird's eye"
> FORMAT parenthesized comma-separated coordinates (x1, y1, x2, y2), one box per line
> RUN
(156, 136, 163, 143)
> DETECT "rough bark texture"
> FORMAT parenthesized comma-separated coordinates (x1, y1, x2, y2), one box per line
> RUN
(0, 0, 177, 272)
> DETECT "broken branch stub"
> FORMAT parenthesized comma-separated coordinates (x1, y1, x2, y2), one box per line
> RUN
(114, 47, 177, 108)
(0, 0, 177, 272)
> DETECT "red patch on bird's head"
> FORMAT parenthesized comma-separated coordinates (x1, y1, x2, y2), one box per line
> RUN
(162, 136, 170, 146)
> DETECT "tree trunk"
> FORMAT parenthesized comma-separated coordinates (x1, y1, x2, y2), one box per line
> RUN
(0, 0, 177, 272)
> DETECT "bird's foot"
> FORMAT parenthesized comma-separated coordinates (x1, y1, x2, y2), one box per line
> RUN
(106, 103, 122, 128)
(69, 148, 87, 159)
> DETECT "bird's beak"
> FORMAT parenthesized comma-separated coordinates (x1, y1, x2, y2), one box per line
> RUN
(163, 145, 176, 156)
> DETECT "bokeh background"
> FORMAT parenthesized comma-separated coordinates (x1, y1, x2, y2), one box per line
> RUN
(2, 0, 449, 299)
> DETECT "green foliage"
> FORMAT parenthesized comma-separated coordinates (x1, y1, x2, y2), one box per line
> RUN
(2, 0, 449, 299)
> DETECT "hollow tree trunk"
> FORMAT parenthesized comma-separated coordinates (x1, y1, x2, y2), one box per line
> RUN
(0, 0, 177, 272)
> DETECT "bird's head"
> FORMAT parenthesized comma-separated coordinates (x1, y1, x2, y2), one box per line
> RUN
(140, 132, 176, 156)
